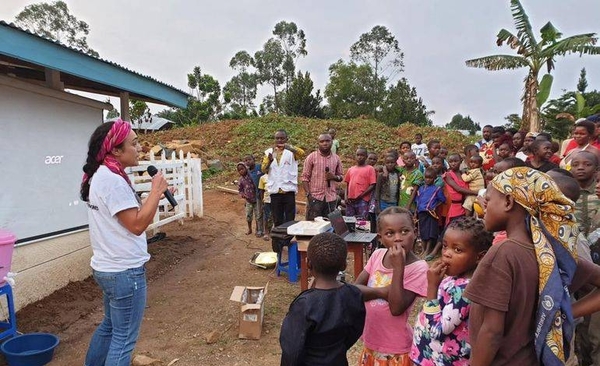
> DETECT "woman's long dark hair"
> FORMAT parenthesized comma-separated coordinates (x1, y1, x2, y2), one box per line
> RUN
(80, 122, 115, 202)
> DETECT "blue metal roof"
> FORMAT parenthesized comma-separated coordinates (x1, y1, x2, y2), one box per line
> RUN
(0, 21, 189, 108)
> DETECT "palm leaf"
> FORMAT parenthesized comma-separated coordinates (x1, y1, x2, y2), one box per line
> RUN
(540, 22, 562, 44)
(465, 55, 529, 71)
(496, 29, 522, 50)
(510, 0, 538, 55)
(540, 34, 600, 57)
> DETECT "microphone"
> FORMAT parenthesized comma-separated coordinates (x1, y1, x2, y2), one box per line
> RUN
(147, 165, 178, 207)
(325, 167, 330, 188)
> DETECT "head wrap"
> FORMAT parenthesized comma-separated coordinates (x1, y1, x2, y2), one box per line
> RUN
(491, 167, 578, 364)
(82, 119, 133, 187)
(525, 132, 539, 139)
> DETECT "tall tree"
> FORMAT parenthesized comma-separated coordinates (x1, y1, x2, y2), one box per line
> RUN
(504, 113, 523, 130)
(176, 66, 222, 123)
(283, 71, 323, 118)
(446, 114, 480, 134)
(105, 98, 120, 119)
(258, 95, 277, 116)
(254, 39, 286, 112)
(223, 75, 258, 118)
(272, 21, 308, 93)
(465, 0, 600, 132)
(15, 1, 99, 57)
(129, 100, 152, 127)
(541, 93, 576, 141)
(324, 60, 386, 119)
(378, 78, 433, 127)
(350, 25, 404, 82)
(103, 98, 151, 129)
(350, 25, 404, 116)
(225, 51, 258, 114)
(229, 50, 254, 74)
(187, 66, 220, 102)
(577, 68, 588, 93)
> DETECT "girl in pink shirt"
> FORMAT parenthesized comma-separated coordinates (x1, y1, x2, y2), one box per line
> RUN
(344, 148, 377, 218)
(355, 207, 428, 366)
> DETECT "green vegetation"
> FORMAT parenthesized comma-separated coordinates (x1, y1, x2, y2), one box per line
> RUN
(465, 0, 600, 132)
(446, 114, 481, 135)
(14, 0, 98, 57)
(143, 116, 473, 183)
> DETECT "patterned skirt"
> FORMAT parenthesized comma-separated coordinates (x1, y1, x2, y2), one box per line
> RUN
(359, 346, 412, 366)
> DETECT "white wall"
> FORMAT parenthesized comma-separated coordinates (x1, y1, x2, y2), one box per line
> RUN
(0, 77, 108, 310)
(0, 77, 102, 242)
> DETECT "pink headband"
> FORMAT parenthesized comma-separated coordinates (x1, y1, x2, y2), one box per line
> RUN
(96, 119, 132, 162)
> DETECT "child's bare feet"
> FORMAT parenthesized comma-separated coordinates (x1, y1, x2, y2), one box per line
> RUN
(245, 230, 252, 235)
(263, 234, 270, 241)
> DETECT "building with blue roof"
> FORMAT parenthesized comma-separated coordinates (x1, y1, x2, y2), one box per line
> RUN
(0, 20, 190, 310)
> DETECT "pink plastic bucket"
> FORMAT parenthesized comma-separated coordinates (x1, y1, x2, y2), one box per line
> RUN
(0, 230, 16, 284)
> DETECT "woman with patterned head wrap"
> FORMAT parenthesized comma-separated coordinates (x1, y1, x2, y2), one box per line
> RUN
(80, 119, 169, 366)
(465, 167, 600, 366)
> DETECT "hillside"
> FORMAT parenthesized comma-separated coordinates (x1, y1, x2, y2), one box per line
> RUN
(139, 115, 475, 182)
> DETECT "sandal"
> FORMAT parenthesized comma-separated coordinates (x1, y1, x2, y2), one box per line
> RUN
(147, 232, 166, 244)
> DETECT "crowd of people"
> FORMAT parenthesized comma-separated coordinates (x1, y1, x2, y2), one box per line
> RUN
(78, 115, 600, 365)
(234, 116, 600, 366)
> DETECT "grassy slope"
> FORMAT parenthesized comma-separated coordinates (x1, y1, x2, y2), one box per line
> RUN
(140, 115, 475, 182)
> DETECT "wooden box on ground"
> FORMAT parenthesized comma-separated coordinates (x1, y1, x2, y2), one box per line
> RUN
(229, 284, 268, 340)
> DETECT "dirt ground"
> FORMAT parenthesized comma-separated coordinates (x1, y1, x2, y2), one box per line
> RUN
(7, 189, 366, 366)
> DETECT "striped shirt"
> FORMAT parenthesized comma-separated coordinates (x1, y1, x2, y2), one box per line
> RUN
(301, 151, 343, 202)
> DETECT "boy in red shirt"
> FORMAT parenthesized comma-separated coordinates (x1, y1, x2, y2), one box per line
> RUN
(344, 148, 377, 219)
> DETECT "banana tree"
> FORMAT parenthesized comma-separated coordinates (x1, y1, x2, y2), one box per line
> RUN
(465, 0, 600, 132)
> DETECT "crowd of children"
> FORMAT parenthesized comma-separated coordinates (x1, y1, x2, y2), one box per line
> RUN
(274, 115, 600, 366)
(236, 154, 273, 240)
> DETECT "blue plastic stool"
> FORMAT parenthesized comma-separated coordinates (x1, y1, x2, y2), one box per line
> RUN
(0, 283, 17, 341)
(276, 241, 300, 282)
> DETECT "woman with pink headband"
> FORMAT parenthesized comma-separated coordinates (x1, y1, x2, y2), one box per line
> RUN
(80, 119, 168, 366)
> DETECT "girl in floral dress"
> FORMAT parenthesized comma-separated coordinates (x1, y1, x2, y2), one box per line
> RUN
(410, 216, 493, 365)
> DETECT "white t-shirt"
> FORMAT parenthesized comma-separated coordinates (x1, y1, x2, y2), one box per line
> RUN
(411, 143, 428, 157)
(87, 165, 150, 272)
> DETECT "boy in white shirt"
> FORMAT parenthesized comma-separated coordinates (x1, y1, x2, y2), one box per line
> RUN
(411, 133, 428, 158)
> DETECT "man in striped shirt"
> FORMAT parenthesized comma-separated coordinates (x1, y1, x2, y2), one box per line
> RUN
(301, 133, 344, 220)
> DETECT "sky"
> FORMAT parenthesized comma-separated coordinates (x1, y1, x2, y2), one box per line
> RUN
(2, 0, 600, 126)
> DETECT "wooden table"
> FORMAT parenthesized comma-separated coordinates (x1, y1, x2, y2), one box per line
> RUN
(296, 237, 368, 291)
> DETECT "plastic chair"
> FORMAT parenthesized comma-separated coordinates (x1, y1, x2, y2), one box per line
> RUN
(0, 283, 17, 341)
(276, 241, 300, 283)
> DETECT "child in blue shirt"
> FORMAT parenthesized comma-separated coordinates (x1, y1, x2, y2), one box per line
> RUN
(416, 167, 446, 258)
(243, 154, 264, 237)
